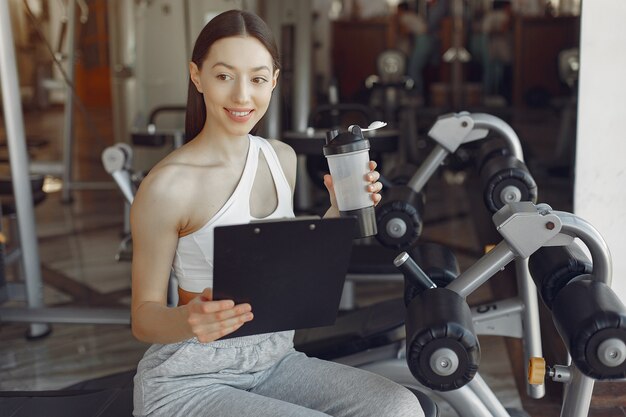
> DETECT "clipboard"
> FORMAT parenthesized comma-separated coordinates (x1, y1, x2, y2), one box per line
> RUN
(213, 217, 356, 338)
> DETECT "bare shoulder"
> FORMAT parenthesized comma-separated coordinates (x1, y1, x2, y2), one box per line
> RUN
(266, 138, 297, 190)
(266, 138, 296, 161)
(131, 161, 196, 230)
(135, 144, 207, 207)
(138, 162, 192, 199)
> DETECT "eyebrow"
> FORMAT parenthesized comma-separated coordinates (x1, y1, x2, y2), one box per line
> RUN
(212, 62, 271, 73)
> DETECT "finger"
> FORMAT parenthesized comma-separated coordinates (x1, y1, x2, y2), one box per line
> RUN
(372, 192, 382, 206)
(323, 174, 333, 189)
(189, 305, 253, 328)
(369, 160, 378, 170)
(188, 297, 234, 314)
(201, 302, 251, 317)
(189, 299, 238, 316)
(366, 181, 383, 193)
(200, 287, 214, 301)
(365, 171, 380, 182)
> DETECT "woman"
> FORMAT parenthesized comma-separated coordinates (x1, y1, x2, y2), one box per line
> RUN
(131, 9, 424, 417)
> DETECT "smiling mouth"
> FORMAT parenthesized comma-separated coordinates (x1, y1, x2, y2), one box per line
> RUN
(228, 109, 253, 117)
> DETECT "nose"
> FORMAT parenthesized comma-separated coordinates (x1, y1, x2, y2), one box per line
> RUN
(232, 78, 250, 104)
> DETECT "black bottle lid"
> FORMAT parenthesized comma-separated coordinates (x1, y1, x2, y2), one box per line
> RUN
(323, 125, 370, 156)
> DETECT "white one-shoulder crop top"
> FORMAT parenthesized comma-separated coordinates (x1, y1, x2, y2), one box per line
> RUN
(172, 135, 295, 293)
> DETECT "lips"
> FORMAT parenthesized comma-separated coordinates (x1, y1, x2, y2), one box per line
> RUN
(225, 108, 254, 122)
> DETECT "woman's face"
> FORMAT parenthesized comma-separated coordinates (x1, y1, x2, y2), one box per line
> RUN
(190, 36, 278, 139)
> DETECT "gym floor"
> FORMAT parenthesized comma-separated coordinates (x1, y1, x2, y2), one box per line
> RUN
(1, 103, 623, 416)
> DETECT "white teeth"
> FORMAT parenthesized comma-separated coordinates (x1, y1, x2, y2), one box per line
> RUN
(230, 110, 251, 117)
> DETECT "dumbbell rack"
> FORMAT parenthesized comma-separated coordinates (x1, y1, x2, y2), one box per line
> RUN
(398, 202, 623, 417)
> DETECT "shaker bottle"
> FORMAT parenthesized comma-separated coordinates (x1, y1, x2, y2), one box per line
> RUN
(323, 125, 377, 238)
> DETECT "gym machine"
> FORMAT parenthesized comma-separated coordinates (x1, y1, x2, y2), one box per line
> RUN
(308, 201, 622, 417)
(375, 111, 530, 250)
(21, 0, 117, 203)
(296, 112, 540, 415)
(343, 111, 536, 312)
(527, 248, 626, 417)
(0, 0, 129, 332)
(292, 112, 542, 417)
(399, 201, 625, 417)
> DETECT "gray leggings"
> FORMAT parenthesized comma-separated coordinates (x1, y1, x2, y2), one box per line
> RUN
(134, 331, 424, 417)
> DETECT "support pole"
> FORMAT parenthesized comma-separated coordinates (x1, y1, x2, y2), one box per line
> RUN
(61, 0, 77, 203)
(263, 0, 282, 140)
(292, 0, 313, 211)
(0, 0, 49, 337)
(516, 257, 545, 399)
(560, 367, 595, 417)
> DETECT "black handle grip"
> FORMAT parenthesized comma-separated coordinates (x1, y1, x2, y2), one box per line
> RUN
(395, 252, 437, 291)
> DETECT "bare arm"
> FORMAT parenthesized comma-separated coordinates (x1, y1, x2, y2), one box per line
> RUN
(130, 167, 252, 344)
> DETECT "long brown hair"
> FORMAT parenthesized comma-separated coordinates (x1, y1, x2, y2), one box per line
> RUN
(185, 10, 280, 141)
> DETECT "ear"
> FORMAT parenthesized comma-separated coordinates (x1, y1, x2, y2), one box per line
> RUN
(189, 62, 203, 93)
(272, 69, 280, 90)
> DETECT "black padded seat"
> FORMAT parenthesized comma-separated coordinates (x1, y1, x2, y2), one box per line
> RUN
(295, 297, 407, 359)
(411, 389, 440, 417)
(0, 175, 47, 216)
(0, 388, 133, 417)
(64, 370, 136, 390)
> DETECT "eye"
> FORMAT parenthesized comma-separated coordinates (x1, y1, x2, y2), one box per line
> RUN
(216, 73, 232, 81)
(252, 76, 268, 84)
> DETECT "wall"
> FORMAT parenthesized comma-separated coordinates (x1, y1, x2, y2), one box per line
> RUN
(575, 0, 626, 301)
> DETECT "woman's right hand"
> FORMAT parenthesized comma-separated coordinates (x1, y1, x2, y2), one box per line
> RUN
(185, 288, 253, 342)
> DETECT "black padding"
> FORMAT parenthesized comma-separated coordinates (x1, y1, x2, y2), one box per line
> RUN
(552, 279, 626, 380)
(476, 138, 511, 172)
(404, 243, 460, 306)
(409, 389, 439, 417)
(528, 244, 593, 309)
(131, 132, 170, 147)
(405, 288, 480, 391)
(480, 155, 537, 213)
(348, 244, 402, 274)
(0, 389, 132, 417)
(410, 243, 460, 286)
(0, 370, 136, 416)
(64, 370, 135, 390)
(0, 175, 47, 215)
(375, 186, 424, 250)
(0, 175, 45, 195)
(295, 298, 406, 360)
